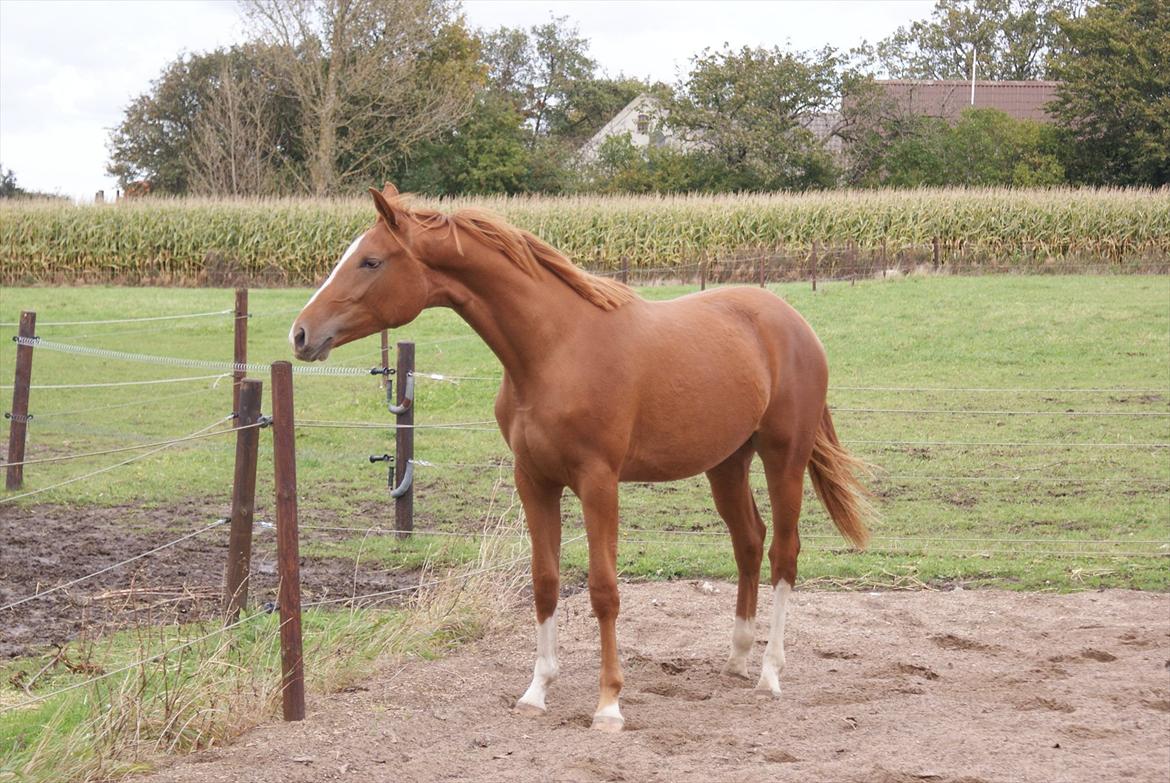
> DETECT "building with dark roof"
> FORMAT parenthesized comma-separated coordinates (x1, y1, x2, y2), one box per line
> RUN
(875, 80, 1061, 123)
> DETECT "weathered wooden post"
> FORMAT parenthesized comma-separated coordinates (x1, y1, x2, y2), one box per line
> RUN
(699, 260, 707, 291)
(758, 256, 766, 288)
(933, 236, 941, 270)
(395, 341, 415, 538)
(620, 257, 629, 285)
(270, 361, 305, 721)
(5, 311, 36, 491)
(223, 378, 262, 623)
(380, 330, 390, 389)
(232, 288, 248, 414)
(811, 242, 819, 292)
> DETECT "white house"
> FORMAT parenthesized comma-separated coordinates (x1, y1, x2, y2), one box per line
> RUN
(580, 92, 842, 161)
(578, 94, 695, 162)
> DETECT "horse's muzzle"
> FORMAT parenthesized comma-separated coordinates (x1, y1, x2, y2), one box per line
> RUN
(290, 323, 333, 361)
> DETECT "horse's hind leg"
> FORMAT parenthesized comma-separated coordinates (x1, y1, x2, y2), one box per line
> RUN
(754, 432, 815, 698)
(706, 442, 766, 679)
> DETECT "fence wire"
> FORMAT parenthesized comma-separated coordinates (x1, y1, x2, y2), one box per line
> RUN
(0, 416, 236, 504)
(0, 518, 230, 612)
(0, 309, 232, 328)
(11, 337, 374, 377)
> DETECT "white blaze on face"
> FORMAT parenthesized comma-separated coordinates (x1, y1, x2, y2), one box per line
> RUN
(290, 233, 364, 347)
(516, 613, 559, 713)
(307, 233, 364, 307)
(756, 581, 792, 697)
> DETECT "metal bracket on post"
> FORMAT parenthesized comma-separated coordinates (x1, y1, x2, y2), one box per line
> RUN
(390, 460, 413, 499)
(369, 453, 393, 489)
(368, 453, 412, 498)
(387, 372, 414, 416)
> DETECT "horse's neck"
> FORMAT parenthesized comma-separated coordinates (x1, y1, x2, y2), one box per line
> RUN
(424, 245, 595, 383)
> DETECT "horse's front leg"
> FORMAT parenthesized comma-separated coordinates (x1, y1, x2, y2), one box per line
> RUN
(514, 467, 564, 716)
(576, 468, 624, 732)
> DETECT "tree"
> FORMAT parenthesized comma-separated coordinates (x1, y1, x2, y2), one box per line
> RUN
(1048, 0, 1170, 186)
(861, 108, 1065, 187)
(585, 134, 737, 194)
(545, 76, 653, 148)
(0, 165, 67, 199)
(479, 16, 596, 147)
(669, 45, 843, 190)
(399, 93, 532, 195)
(0, 167, 19, 198)
(243, 0, 482, 195)
(107, 46, 294, 194)
(876, 0, 1083, 81)
(186, 48, 287, 195)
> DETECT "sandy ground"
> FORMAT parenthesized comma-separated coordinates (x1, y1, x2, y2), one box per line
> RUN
(136, 581, 1170, 783)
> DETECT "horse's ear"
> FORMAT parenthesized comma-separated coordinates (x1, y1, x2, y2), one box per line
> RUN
(368, 187, 398, 229)
(381, 182, 399, 198)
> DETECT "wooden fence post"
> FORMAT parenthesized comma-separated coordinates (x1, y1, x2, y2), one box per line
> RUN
(270, 361, 305, 721)
(380, 330, 390, 388)
(5, 311, 36, 491)
(758, 256, 766, 288)
(395, 341, 415, 538)
(232, 288, 248, 414)
(699, 260, 706, 291)
(223, 378, 262, 623)
(811, 242, 818, 292)
(933, 236, 941, 270)
(620, 257, 629, 285)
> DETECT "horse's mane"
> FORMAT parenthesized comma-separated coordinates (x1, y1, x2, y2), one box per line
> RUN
(400, 199, 635, 312)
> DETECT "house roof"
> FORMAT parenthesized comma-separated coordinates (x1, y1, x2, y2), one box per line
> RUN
(875, 80, 1061, 122)
(580, 93, 664, 159)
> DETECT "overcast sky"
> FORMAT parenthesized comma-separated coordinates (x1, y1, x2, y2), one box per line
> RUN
(0, 0, 933, 200)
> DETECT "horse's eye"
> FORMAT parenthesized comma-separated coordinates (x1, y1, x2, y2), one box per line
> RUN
(359, 257, 382, 269)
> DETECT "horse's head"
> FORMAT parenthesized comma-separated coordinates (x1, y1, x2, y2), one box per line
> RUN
(290, 184, 430, 361)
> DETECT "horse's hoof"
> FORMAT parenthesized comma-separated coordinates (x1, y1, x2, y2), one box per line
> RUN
(721, 661, 750, 679)
(590, 714, 624, 733)
(514, 700, 546, 717)
(754, 683, 782, 700)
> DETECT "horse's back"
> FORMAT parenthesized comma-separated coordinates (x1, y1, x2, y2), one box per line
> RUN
(602, 287, 828, 480)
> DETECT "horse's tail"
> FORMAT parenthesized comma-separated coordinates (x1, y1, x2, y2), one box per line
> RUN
(807, 406, 874, 549)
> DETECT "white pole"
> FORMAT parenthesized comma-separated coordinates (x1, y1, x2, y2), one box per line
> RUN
(970, 47, 977, 105)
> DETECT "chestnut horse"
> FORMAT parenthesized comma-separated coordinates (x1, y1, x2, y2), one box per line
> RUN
(291, 185, 872, 731)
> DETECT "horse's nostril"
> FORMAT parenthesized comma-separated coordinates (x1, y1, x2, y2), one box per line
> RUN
(294, 326, 307, 350)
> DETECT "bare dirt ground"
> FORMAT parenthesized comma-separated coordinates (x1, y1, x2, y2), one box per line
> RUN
(0, 503, 417, 658)
(136, 581, 1170, 783)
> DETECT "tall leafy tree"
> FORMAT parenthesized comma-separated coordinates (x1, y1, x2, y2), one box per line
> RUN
(479, 16, 596, 147)
(669, 45, 843, 190)
(876, 0, 1083, 80)
(1048, 0, 1170, 185)
(399, 93, 532, 194)
(107, 47, 288, 193)
(876, 109, 1065, 186)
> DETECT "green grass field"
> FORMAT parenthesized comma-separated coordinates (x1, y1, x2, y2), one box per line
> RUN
(3, 274, 1168, 591)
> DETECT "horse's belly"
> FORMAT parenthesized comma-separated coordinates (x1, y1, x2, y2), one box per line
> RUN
(619, 402, 763, 482)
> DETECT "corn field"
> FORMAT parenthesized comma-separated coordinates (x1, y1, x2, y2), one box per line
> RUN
(2, 188, 1168, 285)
